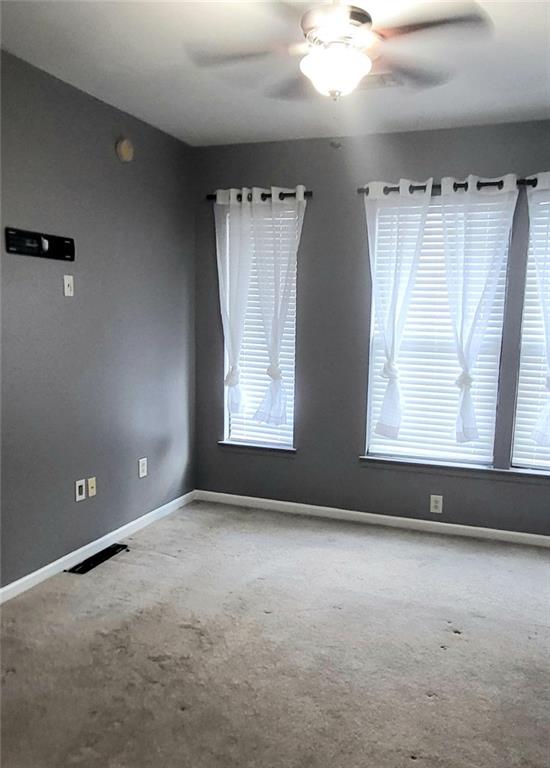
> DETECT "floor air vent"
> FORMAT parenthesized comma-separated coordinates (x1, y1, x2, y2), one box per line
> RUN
(65, 543, 129, 574)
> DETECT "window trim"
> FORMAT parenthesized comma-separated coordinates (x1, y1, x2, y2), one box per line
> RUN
(358, 453, 550, 482)
(218, 440, 297, 455)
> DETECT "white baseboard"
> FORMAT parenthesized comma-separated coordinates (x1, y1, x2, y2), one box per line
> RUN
(194, 490, 550, 549)
(3, 487, 547, 605)
(0, 491, 197, 605)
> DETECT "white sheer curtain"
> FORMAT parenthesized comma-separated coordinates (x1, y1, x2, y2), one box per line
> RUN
(440, 174, 518, 443)
(252, 186, 306, 426)
(364, 179, 433, 438)
(528, 172, 550, 445)
(213, 188, 253, 414)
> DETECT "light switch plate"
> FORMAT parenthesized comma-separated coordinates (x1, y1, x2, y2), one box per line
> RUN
(63, 275, 74, 297)
(138, 457, 148, 478)
(87, 477, 97, 497)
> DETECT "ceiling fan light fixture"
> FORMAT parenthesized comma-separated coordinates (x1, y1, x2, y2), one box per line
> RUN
(299, 43, 372, 99)
(312, 6, 353, 43)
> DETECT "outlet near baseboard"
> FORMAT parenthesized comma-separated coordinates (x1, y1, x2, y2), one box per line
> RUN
(430, 494, 443, 514)
(75, 479, 86, 502)
(87, 477, 97, 497)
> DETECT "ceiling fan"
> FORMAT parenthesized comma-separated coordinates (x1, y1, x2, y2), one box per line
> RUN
(189, 1, 491, 101)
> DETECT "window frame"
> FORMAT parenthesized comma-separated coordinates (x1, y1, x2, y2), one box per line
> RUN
(511, 188, 550, 471)
(222, 203, 300, 451)
(362, 186, 550, 476)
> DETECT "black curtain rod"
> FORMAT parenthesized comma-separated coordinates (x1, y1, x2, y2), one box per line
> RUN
(206, 190, 313, 202)
(357, 178, 538, 196)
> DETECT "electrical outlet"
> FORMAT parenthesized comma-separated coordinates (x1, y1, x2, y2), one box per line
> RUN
(63, 275, 74, 297)
(87, 477, 97, 497)
(75, 479, 86, 502)
(138, 457, 148, 478)
(430, 494, 443, 514)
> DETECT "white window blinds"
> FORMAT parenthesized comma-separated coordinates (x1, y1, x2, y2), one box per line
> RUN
(364, 179, 433, 439)
(228, 229, 297, 447)
(214, 187, 305, 448)
(513, 173, 550, 470)
(366, 179, 516, 465)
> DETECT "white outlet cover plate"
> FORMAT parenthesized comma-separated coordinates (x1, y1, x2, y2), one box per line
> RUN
(75, 479, 86, 501)
(138, 458, 147, 478)
(430, 495, 443, 514)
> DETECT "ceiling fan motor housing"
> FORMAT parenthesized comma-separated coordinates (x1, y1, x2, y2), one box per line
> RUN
(301, 5, 373, 46)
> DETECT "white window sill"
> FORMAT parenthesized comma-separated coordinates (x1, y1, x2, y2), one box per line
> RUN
(359, 454, 550, 484)
(218, 440, 296, 455)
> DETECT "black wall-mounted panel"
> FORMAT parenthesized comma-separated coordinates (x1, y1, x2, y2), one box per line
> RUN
(5, 228, 75, 261)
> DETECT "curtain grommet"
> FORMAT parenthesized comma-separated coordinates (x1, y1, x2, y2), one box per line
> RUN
(476, 180, 505, 191)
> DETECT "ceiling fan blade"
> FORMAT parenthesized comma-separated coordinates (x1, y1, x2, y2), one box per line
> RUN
(187, 40, 307, 70)
(355, 72, 402, 91)
(376, 3, 490, 40)
(187, 47, 276, 68)
(373, 55, 450, 89)
(266, 74, 314, 101)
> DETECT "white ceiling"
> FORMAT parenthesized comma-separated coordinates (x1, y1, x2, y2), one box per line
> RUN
(1, 1, 549, 146)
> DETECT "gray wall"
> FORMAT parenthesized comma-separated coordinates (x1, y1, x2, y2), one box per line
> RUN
(195, 121, 550, 536)
(1, 53, 196, 585)
(2, 53, 549, 590)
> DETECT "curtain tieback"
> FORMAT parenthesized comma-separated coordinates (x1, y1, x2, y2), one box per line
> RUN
(224, 365, 240, 387)
(381, 360, 399, 380)
(455, 370, 473, 389)
(266, 364, 282, 381)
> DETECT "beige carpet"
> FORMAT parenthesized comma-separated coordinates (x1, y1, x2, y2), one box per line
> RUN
(2, 501, 549, 767)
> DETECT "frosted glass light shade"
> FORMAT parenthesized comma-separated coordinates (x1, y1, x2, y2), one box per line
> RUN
(300, 44, 372, 98)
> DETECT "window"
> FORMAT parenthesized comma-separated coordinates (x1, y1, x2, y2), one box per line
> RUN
(512, 180, 550, 470)
(227, 222, 297, 447)
(367, 202, 508, 464)
(365, 177, 518, 466)
(213, 187, 306, 449)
